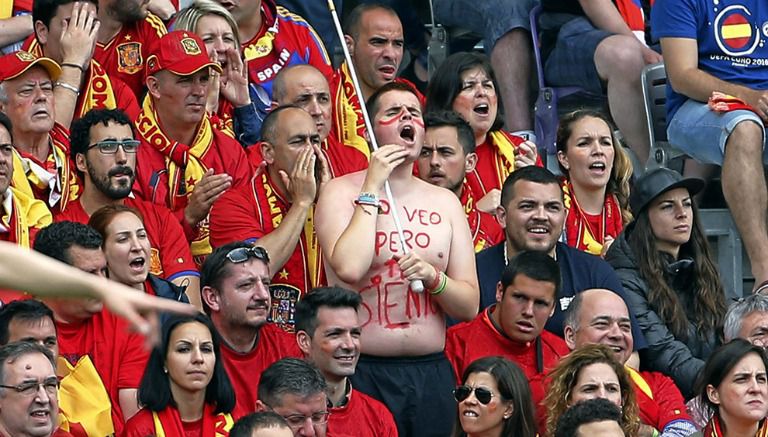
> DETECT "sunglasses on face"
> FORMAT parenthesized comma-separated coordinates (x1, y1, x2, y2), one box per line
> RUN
(453, 385, 496, 405)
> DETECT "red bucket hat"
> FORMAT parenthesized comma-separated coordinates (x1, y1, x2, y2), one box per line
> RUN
(0, 51, 61, 82)
(145, 30, 222, 79)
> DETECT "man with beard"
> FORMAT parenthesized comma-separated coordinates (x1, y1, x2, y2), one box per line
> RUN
(271, 65, 368, 177)
(210, 106, 330, 331)
(330, 3, 423, 166)
(58, 108, 200, 308)
(417, 110, 503, 253)
(201, 241, 301, 416)
(0, 110, 51, 248)
(134, 31, 252, 265)
(295, 287, 397, 437)
(315, 82, 478, 437)
(0, 51, 79, 215)
(93, 0, 166, 98)
(29, 0, 139, 123)
(477, 166, 643, 341)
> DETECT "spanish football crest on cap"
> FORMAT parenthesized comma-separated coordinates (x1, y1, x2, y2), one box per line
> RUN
(180, 36, 202, 56)
(117, 42, 143, 74)
(15, 51, 35, 61)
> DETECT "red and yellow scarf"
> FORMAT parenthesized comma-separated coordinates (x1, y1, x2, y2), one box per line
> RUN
(253, 172, 323, 291)
(76, 60, 117, 119)
(11, 129, 78, 212)
(460, 181, 502, 253)
(57, 355, 115, 437)
(701, 415, 768, 437)
(152, 404, 233, 437)
(562, 179, 623, 256)
(136, 94, 213, 256)
(331, 62, 371, 163)
(0, 187, 52, 248)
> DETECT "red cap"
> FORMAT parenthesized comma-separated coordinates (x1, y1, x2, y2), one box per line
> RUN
(145, 30, 222, 79)
(0, 51, 61, 82)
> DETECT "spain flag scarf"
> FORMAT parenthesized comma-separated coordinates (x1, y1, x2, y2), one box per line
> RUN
(561, 179, 623, 256)
(76, 61, 117, 119)
(702, 415, 768, 437)
(0, 187, 52, 247)
(151, 404, 233, 437)
(332, 62, 372, 162)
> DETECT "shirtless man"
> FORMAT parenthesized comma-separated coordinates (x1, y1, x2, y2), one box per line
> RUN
(315, 81, 479, 437)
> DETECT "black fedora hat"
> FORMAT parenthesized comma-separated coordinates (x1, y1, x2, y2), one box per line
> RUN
(629, 168, 705, 214)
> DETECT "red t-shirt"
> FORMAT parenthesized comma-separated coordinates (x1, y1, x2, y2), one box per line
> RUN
(629, 368, 692, 431)
(56, 310, 149, 435)
(220, 323, 301, 417)
(92, 14, 167, 98)
(241, 0, 332, 98)
(56, 197, 198, 281)
(209, 171, 325, 332)
(445, 306, 569, 430)
(328, 388, 397, 437)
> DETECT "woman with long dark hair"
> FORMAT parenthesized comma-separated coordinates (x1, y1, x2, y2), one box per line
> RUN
(122, 313, 236, 436)
(426, 52, 539, 210)
(691, 339, 768, 436)
(452, 356, 537, 437)
(556, 110, 633, 257)
(605, 168, 727, 398)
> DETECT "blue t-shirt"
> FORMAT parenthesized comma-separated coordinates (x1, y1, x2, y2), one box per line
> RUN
(651, 0, 768, 118)
(475, 242, 647, 349)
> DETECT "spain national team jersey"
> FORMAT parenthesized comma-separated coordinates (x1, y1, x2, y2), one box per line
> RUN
(241, 0, 332, 101)
(92, 14, 167, 98)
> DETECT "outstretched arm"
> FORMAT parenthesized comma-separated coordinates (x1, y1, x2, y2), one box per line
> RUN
(0, 242, 196, 344)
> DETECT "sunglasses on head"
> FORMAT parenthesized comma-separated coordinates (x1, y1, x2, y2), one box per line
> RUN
(453, 385, 496, 405)
(225, 246, 269, 264)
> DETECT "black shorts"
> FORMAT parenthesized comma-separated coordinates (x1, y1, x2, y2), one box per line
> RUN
(351, 352, 456, 437)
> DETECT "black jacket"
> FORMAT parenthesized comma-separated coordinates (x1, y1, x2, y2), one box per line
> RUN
(605, 227, 718, 399)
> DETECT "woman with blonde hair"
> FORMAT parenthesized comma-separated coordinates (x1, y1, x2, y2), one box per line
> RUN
(556, 109, 633, 257)
(174, 0, 263, 145)
(544, 344, 640, 437)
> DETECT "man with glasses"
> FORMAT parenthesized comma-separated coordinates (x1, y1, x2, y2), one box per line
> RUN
(0, 342, 59, 437)
(60, 108, 201, 308)
(294, 287, 397, 437)
(0, 51, 79, 215)
(134, 31, 252, 266)
(446, 250, 569, 432)
(201, 241, 301, 417)
(256, 358, 330, 437)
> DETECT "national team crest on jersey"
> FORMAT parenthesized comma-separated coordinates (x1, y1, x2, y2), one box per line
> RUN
(117, 42, 143, 74)
(714, 5, 761, 56)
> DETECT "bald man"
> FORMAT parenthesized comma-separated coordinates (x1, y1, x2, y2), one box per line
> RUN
(563, 289, 695, 437)
(272, 64, 367, 177)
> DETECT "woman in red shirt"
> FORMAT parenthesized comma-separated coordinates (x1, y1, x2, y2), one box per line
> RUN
(122, 313, 236, 436)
